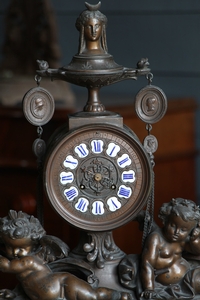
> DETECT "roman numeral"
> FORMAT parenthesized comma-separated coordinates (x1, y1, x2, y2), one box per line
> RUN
(75, 143, 88, 158)
(117, 154, 131, 168)
(107, 197, 121, 212)
(64, 187, 78, 201)
(91, 140, 103, 153)
(122, 170, 136, 183)
(92, 201, 104, 215)
(60, 172, 74, 184)
(75, 198, 89, 212)
(63, 155, 78, 169)
(106, 142, 120, 157)
(118, 185, 132, 199)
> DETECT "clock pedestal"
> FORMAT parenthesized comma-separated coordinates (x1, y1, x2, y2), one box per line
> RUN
(70, 231, 127, 291)
(68, 111, 123, 130)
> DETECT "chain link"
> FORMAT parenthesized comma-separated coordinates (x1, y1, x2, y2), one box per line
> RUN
(37, 126, 43, 138)
(35, 75, 42, 86)
(146, 72, 153, 85)
(142, 171, 155, 248)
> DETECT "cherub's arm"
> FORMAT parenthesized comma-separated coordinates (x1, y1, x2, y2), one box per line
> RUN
(0, 255, 33, 274)
(140, 233, 160, 299)
(0, 256, 14, 273)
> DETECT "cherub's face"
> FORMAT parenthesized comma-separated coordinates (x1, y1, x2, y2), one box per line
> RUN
(84, 18, 102, 42)
(163, 214, 196, 243)
(2, 235, 37, 259)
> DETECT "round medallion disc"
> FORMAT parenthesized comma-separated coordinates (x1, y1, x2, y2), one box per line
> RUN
(135, 85, 167, 124)
(32, 138, 46, 158)
(22, 87, 55, 126)
(143, 135, 158, 154)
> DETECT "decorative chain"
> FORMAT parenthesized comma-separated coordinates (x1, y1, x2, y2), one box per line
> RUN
(142, 104, 156, 246)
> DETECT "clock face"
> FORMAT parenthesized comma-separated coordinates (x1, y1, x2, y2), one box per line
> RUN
(45, 124, 152, 231)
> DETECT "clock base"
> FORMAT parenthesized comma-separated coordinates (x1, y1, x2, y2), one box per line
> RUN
(69, 230, 136, 297)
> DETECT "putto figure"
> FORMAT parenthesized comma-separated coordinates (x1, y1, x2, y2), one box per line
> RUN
(141, 198, 200, 299)
(0, 210, 129, 300)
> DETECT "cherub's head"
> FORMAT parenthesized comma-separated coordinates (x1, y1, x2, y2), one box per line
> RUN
(159, 198, 200, 242)
(0, 210, 46, 258)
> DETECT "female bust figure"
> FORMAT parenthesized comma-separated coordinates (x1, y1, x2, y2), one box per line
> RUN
(75, 2, 108, 55)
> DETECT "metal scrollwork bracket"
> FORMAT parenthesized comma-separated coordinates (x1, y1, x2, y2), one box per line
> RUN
(83, 232, 124, 269)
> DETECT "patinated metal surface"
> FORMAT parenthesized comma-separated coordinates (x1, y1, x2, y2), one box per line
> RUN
(2, 2, 196, 300)
(22, 86, 55, 126)
(44, 123, 152, 231)
(36, 2, 150, 113)
(134, 85, 167, 124)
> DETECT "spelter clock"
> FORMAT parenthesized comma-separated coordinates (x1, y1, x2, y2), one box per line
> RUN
(21, 1, 168, 296)
(29, 1, 158, 234)
(20, 0, 168, 239)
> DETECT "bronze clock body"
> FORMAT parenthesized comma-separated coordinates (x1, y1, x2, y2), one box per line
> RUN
(22, 1, 158, 296)
(37, 0, 153, 234)
(45, 123, 152, 231)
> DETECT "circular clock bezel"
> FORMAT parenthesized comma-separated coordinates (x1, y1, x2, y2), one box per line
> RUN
(44, 123, 152, 231)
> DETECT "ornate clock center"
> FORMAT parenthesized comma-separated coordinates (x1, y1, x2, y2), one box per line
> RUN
(94, 173, 102, 181)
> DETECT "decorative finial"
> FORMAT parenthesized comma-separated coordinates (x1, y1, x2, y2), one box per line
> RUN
(85, 2, 101, 11)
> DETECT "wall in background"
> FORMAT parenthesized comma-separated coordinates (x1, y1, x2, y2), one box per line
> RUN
(0, 1, 200, 201)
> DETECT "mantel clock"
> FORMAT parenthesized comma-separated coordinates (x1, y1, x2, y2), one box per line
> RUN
(44, 122, 152, 231)
(21, 1, 168, 298)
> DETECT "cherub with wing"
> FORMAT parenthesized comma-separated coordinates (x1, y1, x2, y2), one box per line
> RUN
(0, 210, 128, 300)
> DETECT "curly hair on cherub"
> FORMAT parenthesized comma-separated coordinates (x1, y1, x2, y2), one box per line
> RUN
(159, 198, 200, 225)
(0, 210, 46, 241)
